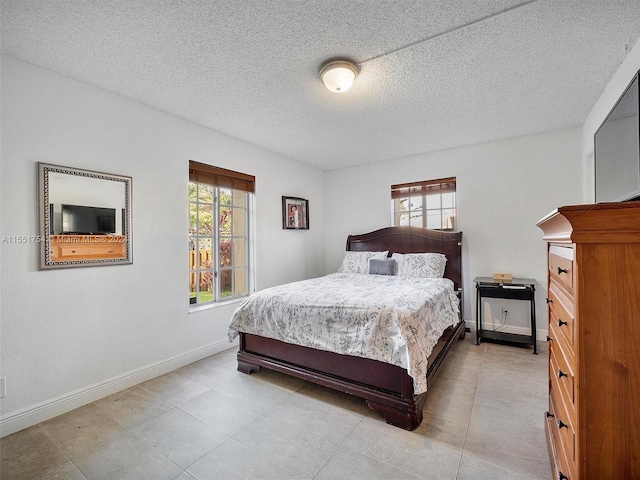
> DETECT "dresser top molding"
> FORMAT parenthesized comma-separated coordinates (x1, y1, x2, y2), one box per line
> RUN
(537, 202, 640, 244)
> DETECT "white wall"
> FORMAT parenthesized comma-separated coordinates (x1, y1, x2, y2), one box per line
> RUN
(0, 55, 324, 435)
(582, 35, 640, 203)
(324, 129, 583, 333)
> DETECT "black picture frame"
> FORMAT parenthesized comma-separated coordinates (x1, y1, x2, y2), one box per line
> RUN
(282, 196, 309, 230)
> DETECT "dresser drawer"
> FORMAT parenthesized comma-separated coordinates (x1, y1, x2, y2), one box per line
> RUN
(51, 235, 126, 261)
(549, 245, 574, 294)
(548, 282, 575, 355)
(547, 396, 576, 480)
(549, 388, 576, 473)
(550, 341, 576, 417)
(555, 443, 575, 480)
(58, 242, 125, 259)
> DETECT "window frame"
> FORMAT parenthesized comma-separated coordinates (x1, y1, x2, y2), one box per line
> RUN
(391, 177, 457, 231)
(189, 161, 255, 308)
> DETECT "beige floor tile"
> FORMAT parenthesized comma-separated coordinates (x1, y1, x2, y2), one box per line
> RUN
(233, 413, 341, 479)
(199, 368, 296, 410)
(315, 446, 421, 480)
(0, 425, 68, 480)
(173, 351, 237, 384)
(409, 410, 469, 451)
(467, 340, 547, 405)
(40, 403, 128, 456)
(456, 453, 544, 480)
(70, 431, 182, 480)
(4, 334, 552, 480)
(463, 400, 549, 478)
(442, 336, 486, 366)
(175, 353, 298, 410)
(422, 382, 476, 424)
(34, 461, 88, 480)
(177, 388, 265, 436)
(268, 399, 361, 444)
(138, 372, 211, 405)
(94, 385, 174, 428)
(133, 407, 228, 469)
(481, 343, 546, 370)
(187, 439, 304, 480)
(474, 380, 547, 409)
(343, 415, 463, 480)
(173, 473, 197, 480)
(173, 472, 198, 480)
(213, 346, 239, 362)
(436, 354, 483, 383)
(429, 369, 479, 403)
(268, 383, 369, 442)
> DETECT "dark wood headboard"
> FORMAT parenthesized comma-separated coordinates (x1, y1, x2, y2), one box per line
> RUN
(346, 226, 463, 292)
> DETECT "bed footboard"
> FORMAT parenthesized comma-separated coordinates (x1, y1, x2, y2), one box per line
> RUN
(236, 320, 465, 430)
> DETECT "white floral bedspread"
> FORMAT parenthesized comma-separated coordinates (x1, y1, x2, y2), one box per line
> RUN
(227, 273, 460, 394)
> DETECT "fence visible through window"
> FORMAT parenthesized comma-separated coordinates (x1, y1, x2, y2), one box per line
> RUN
(189, 161, 254, 306)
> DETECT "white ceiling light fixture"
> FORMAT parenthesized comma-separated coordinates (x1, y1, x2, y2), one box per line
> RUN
(319, 59, 359, 93)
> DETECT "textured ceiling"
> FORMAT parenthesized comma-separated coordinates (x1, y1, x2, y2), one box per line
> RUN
(2, 1, 640, 170)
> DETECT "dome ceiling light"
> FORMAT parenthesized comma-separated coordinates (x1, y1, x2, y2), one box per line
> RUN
(318, 59, 359, 93)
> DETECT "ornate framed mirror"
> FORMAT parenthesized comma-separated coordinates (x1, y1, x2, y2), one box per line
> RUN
(38, 162, 132, 269)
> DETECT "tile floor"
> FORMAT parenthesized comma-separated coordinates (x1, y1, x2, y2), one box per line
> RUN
(1, 335, 551, 480)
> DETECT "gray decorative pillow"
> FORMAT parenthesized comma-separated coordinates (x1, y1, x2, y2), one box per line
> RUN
(369, 258, 396, 275)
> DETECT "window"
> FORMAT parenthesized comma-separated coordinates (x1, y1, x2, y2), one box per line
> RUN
(189, 161, 254, 306)
(391, 177, 456, 230)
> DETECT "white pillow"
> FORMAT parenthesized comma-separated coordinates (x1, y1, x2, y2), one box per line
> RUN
(392, 252, 447, 278)
(338, 251, 389, 274)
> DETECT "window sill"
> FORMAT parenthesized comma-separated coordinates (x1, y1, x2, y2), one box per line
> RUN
(189, 296, 246, 314)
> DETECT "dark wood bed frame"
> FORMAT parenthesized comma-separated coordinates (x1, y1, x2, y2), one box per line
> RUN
(236, 226, 465, 430)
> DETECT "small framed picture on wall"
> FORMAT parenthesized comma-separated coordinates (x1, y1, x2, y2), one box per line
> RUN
(282, 196, 309, 230)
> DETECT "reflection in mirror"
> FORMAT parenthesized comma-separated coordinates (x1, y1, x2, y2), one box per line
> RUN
(38, 163, 132, 269)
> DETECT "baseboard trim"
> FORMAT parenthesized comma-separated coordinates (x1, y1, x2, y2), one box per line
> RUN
(0, 339, 237, 438)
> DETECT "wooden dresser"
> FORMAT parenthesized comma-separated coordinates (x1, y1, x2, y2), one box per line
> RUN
(537, 202, 640, 480)
(49, 234, 126, 261)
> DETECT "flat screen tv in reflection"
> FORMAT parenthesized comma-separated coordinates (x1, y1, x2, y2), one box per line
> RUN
(61, 204, 116, 235)
(594, 70, 640, 203)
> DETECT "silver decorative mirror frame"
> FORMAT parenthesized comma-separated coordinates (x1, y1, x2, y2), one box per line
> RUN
(38, 162, 132, 269)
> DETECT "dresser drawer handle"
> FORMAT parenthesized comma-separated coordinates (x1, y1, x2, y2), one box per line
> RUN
(557, 267, 568, 275)
(558, 319, 568, 327)
(71, 250, 76, 253)
(546, 411, 554, 418)
(558, 369, 568, 379)
(558, 420, 568, 429)
(559, 472, 568, 480)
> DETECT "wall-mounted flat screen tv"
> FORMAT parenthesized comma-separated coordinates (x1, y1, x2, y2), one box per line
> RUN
(61, 204, 116, 235)
(594, 70, 640, 203)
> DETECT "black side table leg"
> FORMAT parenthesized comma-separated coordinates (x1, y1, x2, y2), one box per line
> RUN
(531, 286, 538, 354)
(475, 286, 481, 345)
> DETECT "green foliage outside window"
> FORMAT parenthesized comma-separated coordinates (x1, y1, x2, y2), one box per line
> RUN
(189, 182, 248, 305)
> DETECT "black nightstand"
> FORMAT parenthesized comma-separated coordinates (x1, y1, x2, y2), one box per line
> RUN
(474, 276, 537, 354)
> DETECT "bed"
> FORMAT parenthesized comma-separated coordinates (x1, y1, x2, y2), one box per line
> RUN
(228, 226, 465, 430)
